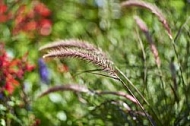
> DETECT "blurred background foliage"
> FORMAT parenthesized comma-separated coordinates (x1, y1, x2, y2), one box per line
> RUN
(0, 0, 190, 125)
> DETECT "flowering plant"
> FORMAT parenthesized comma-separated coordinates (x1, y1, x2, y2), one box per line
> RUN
(0, 43, 35, 95)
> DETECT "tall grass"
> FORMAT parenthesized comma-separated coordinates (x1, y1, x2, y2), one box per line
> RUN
(38, 0, 190, 125)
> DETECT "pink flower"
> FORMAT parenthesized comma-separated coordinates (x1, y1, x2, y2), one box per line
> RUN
(39, 19, 52, 36)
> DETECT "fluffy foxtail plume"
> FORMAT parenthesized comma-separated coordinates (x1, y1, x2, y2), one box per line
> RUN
(121, 0, 172, 39)
(39, 39, 98, 51)
(38, 84, 138, 104)
(39, 39, 117, 78)
(38, 84, 90, 98)
(134, 16, 161, 67)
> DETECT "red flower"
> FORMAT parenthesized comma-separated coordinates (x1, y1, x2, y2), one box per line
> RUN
(0, 4, 7, 14)
(23, 21, 38, 32)
(34, 2, 51, 17)
(0, 3, 11, 23)
(5, 75, 19, 94)
(13, 2, 52, 36)
(26, 63, 35, 71)
(0, 43, 35, 94)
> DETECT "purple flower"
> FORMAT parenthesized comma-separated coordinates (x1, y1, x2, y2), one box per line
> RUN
(38, 58, 49, 84)
(0, 92, 4, 100)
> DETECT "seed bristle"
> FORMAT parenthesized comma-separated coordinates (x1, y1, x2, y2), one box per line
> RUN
(134, 16, 161, 67)
(121, 0, 172, 39)
(40, 39, 117, 78)
(39, 39, 99, 51)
